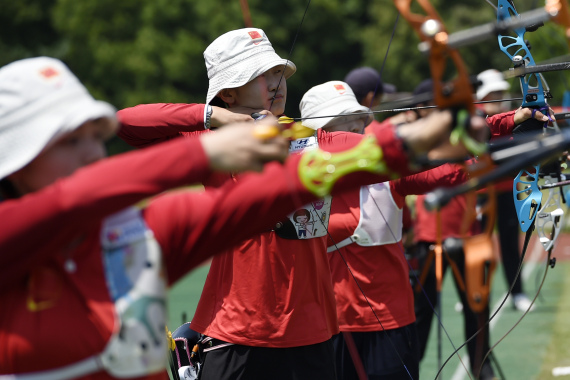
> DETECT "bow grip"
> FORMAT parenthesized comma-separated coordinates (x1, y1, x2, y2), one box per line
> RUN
(512, 107, 546, 134)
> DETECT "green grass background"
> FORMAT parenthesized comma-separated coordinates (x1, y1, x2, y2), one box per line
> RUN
(419, 259, 568, 380)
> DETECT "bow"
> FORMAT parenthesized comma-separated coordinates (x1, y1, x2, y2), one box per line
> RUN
(420, 2, 570, 377)
(392, 2, 505, 378)
(469, 0, 570, 374)
(240, 2, 562, 379)
(497, 0, 566, 253)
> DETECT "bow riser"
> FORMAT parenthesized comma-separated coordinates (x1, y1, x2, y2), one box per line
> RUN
(513, 165, 542, 232)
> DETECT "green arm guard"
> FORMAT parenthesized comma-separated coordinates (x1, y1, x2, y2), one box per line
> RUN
(298, 135, 390, 197)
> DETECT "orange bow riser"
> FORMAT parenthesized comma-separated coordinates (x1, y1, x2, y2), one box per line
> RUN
(393, 0, 497, 315)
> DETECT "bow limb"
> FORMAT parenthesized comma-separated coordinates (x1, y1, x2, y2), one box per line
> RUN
(459, 156, 498, 316)
(239, 0, 253, 28)
(394, 2, 500, 379)
(546, 0, 570, 50)
(393, 0, 475, 115)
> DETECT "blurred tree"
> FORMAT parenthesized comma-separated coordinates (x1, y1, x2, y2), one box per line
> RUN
(358, 0, 569, 100)
(50, 0, 371, 116)
(0, 0, 64, 65)
(2, 0, 568, 124)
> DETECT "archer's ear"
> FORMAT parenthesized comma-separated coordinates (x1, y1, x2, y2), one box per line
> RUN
(361, 91, 375, 107)
(218, 89, 238, 106)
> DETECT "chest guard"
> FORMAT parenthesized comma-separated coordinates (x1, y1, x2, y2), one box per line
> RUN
(327, 183, 402, 252)
(98, 207, 168, 377)
(274, 133, 332, 240)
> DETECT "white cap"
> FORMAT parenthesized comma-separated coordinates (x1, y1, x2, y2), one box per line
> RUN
(204, 28, 296, 106)
(0, 57, 117, 179)
(299, 81, 372, 130)
(476, 69, 510, 100)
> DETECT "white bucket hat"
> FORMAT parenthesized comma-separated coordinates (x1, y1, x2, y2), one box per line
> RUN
(204, 28, 297, 106)
(0, 57, 117, 179)
(476, 69, 511, 100)
(299, 81, 372, 130)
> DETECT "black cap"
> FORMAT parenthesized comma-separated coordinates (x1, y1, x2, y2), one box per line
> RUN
(344, 67, 397, 103)
(412, 79, 433, 96)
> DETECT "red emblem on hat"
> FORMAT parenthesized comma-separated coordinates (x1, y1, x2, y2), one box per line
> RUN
(248, 31, 262, 39)
(334, 84, 346, 94)
(248, 30, 263, 45)
(39, 67, 59, 79)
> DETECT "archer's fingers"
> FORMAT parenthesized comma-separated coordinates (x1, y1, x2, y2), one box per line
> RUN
(468, 115, 489, 143)
(531, 109, 550, 122)
(514, 106, 549, 125)
(546, 106, 557, 121)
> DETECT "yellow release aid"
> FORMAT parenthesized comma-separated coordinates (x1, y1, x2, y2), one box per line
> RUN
(298, 135, 389, 197)
(165, 326, 176, 351)
(253, 117, 315, 140)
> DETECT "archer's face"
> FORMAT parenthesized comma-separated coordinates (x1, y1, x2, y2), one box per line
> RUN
(234, 65, 288, 115)
(324, 117, 367, 134)
(481, 91, 510, 116)
(8, 118, 115, 195)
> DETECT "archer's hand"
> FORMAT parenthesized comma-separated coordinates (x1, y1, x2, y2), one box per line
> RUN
(513, 106, 553, 126)
(200, 117, 288, 173)
(396, 110, 488, 161)
(388, 111, 417, 125)
(210, 106, 273, 128)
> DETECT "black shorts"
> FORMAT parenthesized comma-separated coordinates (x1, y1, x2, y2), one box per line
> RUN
(199, 338, 336, 380)
(331, 324, 420, 380)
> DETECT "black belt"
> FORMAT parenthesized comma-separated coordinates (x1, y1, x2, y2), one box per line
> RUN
(201, 336, 235, 352)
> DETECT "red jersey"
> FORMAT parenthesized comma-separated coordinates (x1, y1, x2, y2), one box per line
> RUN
(117, 104, 414, 348)
(412, 110, 516, 241)
(485, 109, 517, 193)
(191, 127, 413, 347)
(486, 110, 516, 140)
(1, 133, 397, 378)
(328, 163, 468, 331)
(118, 103, 207, 148)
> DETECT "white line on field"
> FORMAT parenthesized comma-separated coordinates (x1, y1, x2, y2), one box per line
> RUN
(552, 366, 570, 376)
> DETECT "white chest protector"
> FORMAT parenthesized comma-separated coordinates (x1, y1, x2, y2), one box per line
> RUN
(2, 207, 169, 380)
(98, 206, 168, 377)
(274, 133, 332, 240)
(327, 182, 403, 252)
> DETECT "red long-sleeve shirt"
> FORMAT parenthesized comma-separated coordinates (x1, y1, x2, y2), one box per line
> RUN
(0, 136, 328, 378)
(117, 103, 415, 348)
(412, 110, 517, 240)
(328, 163, 468, 331)
(118, 103, 207, 148)
(117, 104, 518, 341)
(1, 106, 416, 378)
